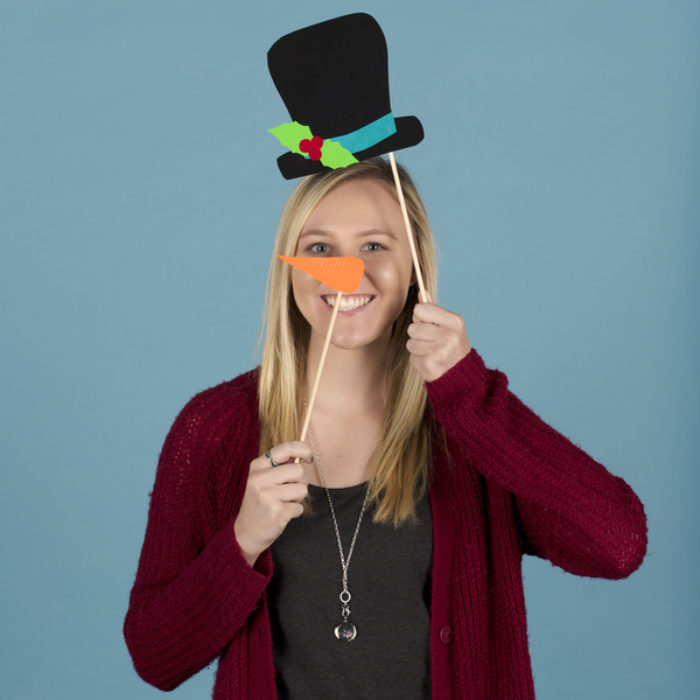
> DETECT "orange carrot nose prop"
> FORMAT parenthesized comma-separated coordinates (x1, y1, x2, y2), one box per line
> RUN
(278, 255, 364, 293)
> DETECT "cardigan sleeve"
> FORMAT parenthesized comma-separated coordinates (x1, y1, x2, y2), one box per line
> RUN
(123, 389, 271, 691)
(425, 348, 648, 580)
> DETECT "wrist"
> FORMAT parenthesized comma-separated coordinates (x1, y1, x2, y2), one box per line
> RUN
(233, 520, 261, 568)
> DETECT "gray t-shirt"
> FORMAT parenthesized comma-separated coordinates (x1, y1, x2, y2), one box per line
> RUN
(269, 481, 433, 699)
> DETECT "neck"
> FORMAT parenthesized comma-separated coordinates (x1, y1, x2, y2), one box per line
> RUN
(304, 333, 389, 417)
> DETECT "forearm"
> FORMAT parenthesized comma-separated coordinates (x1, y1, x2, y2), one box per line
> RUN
(426, 349, 648, 578)
(124, 518, 271, 691)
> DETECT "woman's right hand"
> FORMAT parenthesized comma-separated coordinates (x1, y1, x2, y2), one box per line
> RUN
(233, 441, 313, 567)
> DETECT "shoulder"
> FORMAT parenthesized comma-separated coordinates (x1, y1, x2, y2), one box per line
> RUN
(164, 368, 260, 454)
(181, 368, 259, 416)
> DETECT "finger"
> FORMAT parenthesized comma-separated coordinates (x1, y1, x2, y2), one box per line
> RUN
(411, 301, 439, 324)
(285, 501, 305, 520)
(261, 462, 308, 485)
(407, 321, 446, 341)
(406, 337, 434, 357)
(276, 481, 309, 503)
(268, 441, 314, 466)
(412, 302, 462, 328)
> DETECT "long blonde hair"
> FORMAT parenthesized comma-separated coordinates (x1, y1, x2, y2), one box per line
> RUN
(258, 157, 438, 526)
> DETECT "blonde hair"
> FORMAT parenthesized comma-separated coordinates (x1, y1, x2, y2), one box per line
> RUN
(258, 157, 438, 526)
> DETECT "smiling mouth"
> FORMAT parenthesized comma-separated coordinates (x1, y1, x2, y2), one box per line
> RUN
(322, 294, 375, 312)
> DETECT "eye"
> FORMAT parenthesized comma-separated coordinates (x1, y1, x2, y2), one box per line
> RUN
(363, 241, 386, 252)
(307, 242, 330, 254)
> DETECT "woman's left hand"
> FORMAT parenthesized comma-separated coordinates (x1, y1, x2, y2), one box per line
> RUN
(407, 301, 472, 382)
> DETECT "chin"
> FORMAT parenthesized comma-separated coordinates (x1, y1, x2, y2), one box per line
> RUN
(328, 327, 388, 351)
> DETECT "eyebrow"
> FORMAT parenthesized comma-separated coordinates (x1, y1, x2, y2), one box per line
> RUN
(298, 228, 398, 241)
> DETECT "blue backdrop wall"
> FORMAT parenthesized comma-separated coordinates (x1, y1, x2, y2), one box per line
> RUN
(1, 1, 698, 698)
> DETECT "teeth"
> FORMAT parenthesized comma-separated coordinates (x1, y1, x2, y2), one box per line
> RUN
(323, 295, 372, 311)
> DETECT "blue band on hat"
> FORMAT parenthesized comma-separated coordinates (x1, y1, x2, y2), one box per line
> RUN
(333, 113, 396, 153)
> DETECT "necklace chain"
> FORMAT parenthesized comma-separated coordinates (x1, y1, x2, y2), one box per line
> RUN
(304, 400, 370, 641)
(307, 420, 370, 589)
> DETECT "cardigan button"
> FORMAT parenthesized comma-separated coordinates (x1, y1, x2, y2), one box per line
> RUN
(439, 625, 453, 644)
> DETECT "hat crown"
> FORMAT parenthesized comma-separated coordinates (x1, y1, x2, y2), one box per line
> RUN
(267, 13, 391, 138)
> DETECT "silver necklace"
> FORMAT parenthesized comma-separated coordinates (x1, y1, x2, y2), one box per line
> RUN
(307, 419, 371, 642)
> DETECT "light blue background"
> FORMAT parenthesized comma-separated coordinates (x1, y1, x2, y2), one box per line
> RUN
(1, 1, 698, 698)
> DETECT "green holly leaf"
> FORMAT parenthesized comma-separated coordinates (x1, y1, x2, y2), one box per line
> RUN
(268, 121, 313, 155)
(320, 139, 359, 168)
(268, 121, 359, 170)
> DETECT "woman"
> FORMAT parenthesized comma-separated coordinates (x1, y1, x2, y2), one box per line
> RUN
(124, 157, 648, 699)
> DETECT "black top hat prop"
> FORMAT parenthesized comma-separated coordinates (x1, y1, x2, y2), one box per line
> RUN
(267, 13, 424, 180)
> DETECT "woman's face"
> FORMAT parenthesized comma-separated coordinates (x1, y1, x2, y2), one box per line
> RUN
(292, 178, 415, 351)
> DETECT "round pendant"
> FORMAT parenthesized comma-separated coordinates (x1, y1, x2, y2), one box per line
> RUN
(334, 621, 357, 642)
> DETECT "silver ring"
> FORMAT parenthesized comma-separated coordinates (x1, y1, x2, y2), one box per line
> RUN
(264, 450, 280, 467)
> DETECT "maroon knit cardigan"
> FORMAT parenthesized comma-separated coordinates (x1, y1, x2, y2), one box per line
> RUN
(124, 348, 648, 698)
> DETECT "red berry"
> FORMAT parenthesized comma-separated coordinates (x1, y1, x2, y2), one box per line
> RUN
(299, 135, 324, 161)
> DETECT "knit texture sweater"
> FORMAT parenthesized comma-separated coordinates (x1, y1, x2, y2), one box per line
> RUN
(123, 348, 648, 699)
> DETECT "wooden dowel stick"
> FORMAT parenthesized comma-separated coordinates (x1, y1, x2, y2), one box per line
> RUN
(298, 290, 342, 445)
(388, 151, 429, 302)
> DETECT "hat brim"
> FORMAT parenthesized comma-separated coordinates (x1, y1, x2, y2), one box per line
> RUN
(275, 115, 424, 180)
